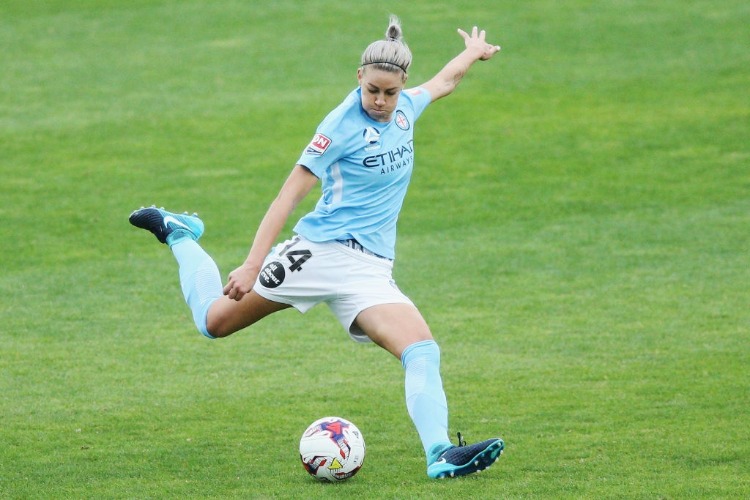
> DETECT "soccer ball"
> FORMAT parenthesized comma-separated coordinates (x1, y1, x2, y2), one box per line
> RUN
(299, 416, 366, 482)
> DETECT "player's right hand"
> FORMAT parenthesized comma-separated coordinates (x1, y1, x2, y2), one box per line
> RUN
(223, 263, 259, 301)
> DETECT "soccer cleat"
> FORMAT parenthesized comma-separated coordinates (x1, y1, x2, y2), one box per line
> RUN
(129, 205, 204, 246)
(427, 433, 504, 479)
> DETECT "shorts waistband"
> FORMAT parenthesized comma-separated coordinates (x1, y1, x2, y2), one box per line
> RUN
(336, 239, 392, 261)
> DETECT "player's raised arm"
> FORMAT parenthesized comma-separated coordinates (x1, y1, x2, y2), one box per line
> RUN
(420, 26, 501, 102)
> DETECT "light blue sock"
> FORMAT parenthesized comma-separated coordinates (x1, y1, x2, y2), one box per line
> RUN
(401, 340, 452, 461)
(170, 239, 222, 339)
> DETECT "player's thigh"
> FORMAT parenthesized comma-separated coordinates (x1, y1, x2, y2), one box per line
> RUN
(353, 303, 433, 359)
(206, 291, 291, 338)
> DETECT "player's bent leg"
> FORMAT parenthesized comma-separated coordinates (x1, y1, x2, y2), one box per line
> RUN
(205, 291, 291, 338)
(168, 239, 223, 339)
(129, 206, 290, 339)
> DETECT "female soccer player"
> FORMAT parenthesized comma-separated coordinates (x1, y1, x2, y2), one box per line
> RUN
(130, 16, 502, 479)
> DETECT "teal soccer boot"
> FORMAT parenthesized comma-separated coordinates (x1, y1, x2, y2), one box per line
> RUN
(129, 206, 204, 247)
(427, 433, 504, 479)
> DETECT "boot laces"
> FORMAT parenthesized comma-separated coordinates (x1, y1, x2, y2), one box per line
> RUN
(456, 432, 467, 447)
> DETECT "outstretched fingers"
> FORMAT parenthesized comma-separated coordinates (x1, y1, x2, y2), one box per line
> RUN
(458, 25, 501, 61)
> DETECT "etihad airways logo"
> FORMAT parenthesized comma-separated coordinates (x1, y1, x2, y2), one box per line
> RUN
(362, 140, 414, 174)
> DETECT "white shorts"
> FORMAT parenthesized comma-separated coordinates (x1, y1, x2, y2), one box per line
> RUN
(253, 235, 413, 342)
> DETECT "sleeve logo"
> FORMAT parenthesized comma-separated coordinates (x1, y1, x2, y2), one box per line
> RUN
(305, 133, 332, 156)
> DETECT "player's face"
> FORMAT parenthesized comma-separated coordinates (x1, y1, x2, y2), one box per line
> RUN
(357, 67, 405, 123)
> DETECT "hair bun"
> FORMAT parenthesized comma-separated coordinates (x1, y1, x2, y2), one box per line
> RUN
(385, 14, 402, 41)
(360, 15, 412, 76)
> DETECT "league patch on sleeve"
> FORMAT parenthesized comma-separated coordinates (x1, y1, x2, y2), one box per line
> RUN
(305, 133, 332, 156)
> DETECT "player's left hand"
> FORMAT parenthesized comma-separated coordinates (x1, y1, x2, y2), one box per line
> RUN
(458, 26, 501, 61)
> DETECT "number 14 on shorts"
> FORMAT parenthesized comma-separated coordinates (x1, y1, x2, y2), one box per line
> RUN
(259, 242, 312, 289)
(286, 249, 312, 272)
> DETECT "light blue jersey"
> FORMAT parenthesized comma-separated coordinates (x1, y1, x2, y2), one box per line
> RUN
(294, 86, 432, 259)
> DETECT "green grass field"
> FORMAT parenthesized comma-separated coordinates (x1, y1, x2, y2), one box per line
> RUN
(2, 0, 748, 497)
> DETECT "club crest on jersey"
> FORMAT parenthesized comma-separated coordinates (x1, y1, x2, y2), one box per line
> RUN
(363, 126, 381, 151)
(305, 133, 332, 156)
(395, 110, 410, 130)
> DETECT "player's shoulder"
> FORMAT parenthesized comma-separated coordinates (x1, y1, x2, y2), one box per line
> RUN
(403, 87, 428, 98)
(399, 86, 432, 116)
(402, 86, 431, 103)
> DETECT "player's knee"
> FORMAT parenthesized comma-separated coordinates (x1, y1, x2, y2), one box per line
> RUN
(201, 319, 224, 339)
(203, 315, 236, 339)
(199, 328, 216, 340)
(196, 298, 237, 339)
(196, 301, 219, 339)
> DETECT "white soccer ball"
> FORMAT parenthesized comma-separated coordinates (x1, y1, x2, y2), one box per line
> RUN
(299, 416, 366, 482)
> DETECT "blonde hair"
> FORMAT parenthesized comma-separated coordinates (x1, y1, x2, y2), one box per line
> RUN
(360, 15, 412, 79)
